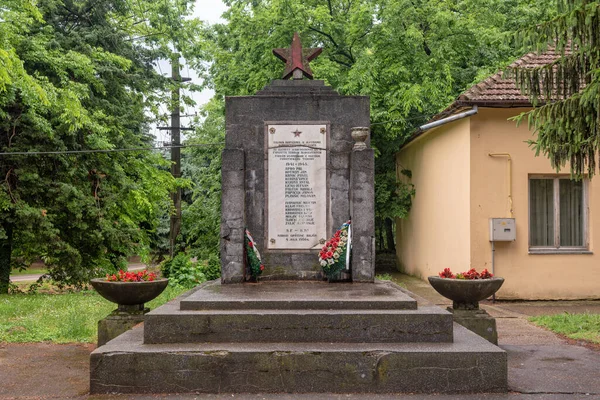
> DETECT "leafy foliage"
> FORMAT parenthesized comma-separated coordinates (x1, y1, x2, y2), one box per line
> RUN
(200, 0, 555, 250)
(179, 99, 224, 264)
(0, 0, 203, 293)
(203, 253, 221, 281)
(160, 253, 206, 288)
(509, 0, 600, 177)
(245, 229, 264, 279)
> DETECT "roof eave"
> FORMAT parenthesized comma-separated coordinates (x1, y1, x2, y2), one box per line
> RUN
(398, 99, 536, 151)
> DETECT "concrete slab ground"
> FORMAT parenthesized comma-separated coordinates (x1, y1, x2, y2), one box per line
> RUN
(86, 394, 597, 399)
(391, 272, 600, 397)
(1, 274, 600, 399)
(0, 342, 92, 399)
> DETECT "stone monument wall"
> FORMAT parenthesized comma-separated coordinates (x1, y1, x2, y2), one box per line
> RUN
(221, 79, 373, 283)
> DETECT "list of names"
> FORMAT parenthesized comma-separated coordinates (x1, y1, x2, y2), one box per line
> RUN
(267, 124, 327, 249)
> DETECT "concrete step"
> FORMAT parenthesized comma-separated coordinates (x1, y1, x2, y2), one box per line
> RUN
(90, 323, 507, 394)
(144, 302, 453, 344)
(179, 280, 417, 311)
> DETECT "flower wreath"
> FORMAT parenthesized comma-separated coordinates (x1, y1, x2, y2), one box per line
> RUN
(319, 220, 351, 279)
(245, 229, 265, 278)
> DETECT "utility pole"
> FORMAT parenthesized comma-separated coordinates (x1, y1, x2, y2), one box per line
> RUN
(168, 54, 191, 258)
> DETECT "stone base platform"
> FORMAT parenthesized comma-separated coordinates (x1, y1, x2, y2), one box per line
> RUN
(90, 280, 507, 394)
(179, 280, 418, 310)
(144, 302, 453, 344)
(91, 324, 506, 394)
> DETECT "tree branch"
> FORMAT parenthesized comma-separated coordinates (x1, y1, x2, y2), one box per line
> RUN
(330, 56, 353, 68)
(8, 111, 22, 148)
(4, 168, 15, 203)
(308, 26, 339, 48)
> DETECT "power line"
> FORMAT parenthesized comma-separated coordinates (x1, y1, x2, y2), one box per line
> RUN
(0, 143, 224, 157)
(0, 116, 434, 157)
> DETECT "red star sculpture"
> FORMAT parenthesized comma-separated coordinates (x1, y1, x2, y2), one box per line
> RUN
(273, 32, 322, 80)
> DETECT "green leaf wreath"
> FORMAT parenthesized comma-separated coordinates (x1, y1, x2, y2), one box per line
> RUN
(245, 229, 264, 279)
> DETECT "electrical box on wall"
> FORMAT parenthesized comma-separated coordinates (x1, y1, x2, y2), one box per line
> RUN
(489, 218, 516, 241)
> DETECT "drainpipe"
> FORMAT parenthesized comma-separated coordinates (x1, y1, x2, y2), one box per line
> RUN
(418, 106, 478, 132)
(488, 153, 513, 218)
(488, 152, 513, 303)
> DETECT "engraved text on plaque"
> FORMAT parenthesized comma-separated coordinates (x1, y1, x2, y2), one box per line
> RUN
(267, 124, 327, 249)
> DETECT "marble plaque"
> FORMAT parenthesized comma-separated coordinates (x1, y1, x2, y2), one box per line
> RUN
(267, 124, 327, 249)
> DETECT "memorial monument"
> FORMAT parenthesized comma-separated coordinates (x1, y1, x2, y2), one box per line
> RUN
(220, 32, 374, 283)
(90, 33, 507, 395)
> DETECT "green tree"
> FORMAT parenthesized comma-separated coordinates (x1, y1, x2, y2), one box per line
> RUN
(180, 99, 224, 262)
(510, 0, 599, 177)
(200, 0, 555, 251)
(0, 0, 204, 293)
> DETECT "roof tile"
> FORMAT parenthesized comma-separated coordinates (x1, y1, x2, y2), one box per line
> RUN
(458, 48, 563, 105)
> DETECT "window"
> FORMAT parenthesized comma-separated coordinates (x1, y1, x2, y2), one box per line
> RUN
(529, 176, 588, 252)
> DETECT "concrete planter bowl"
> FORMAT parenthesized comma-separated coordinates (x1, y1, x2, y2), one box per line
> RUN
(427, 276, 504, 310)
(90, 278, 169, 311)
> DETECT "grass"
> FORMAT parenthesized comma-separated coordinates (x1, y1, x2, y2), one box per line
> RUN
(530, 312, 600, 344)
(0, 285, 189, 344)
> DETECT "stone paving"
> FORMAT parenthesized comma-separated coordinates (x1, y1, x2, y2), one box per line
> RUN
(1, 274, 600, 399)
(391, 273, 600, 398)
(389, 272, 594, 347)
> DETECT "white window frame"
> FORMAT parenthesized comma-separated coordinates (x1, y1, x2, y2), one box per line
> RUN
(528, 175, 590, 254)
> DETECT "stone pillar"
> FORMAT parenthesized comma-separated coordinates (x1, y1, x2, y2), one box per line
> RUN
(220, 148, 245, 283)
(350, 133, 375, 282)
(450, 308, 499, 345)
(97, 308, 147, 346)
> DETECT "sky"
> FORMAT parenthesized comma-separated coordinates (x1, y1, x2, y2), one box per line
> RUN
(195, 0, 227, 26)
(190, 0, 227, 104)
(154, 0, 228, 143)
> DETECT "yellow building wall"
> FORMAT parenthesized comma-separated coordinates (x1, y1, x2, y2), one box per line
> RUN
(395, 118, 471, 279)
(470, 107, 600, 300)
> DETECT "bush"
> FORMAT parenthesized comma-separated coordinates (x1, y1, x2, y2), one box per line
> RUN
(203, 253, 221, 281)
(160, 253, 206, 288)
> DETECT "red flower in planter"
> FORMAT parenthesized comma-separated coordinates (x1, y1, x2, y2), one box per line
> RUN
(463, 268, 480, 280)
(480, 269, 494, 279)
(106, 269, 157, 282)
(438, 267, 494, 279)
(439, 268, 455, 279)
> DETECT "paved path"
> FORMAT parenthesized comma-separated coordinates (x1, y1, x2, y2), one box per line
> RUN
(391, 273, 600, 398)
(9, 263, 149, 282)
(1, 273, 599, 399)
